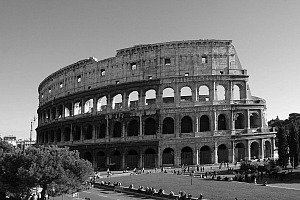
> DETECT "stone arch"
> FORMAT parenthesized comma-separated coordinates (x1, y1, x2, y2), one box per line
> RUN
(181, 116, 193, 133)
(233, 84, 241, 100)
(235, 113, 245, 129)
(127, 119, 139, 136)
(180, 86, 192, 102)
(163, 87, 175, 103)
(64, 127, 71, 141)
(51, 107, 56, 120)
(235, 143, 245, 161)
(127, 149, 139, 169)
(111, 150, 121, 170)
(199, 85, 210, 101)
(56, 129, 61, 142)
(84, 124, 93, 140)
(74, 101, 82, 115)
(181, 146, 193, 165)
(64, 102, 72, 117)
(145, 118, 156, 135)
(128, 91, 139, 108)
(72, 126, 81, 141)
(250, 112, 260, 128)
(84, 98, 93, 113)
(145, 89, 156, 105)
(163, 117, 174, 134)
(200, 115, 210, 132)
(97, 96, 107, 111)
(265, 141, 272, 158)
(112, 94, 122, 109)
(98, 123, 106, 138)
(57, 105, 63, 118)
(50, 130, 55, 142)
(83, 151, 93, 163)
(250, 141, 259, 159)
(200, 145, 211, 164)
(218, 144, 228, 163)
(96, 151, 106, 170)
(216, 85, 226, 100)
(162, 148, 174, 166)
(218, 114, 226, 130)
(144, 148, 156, 168)
(113, 122, 122, 138)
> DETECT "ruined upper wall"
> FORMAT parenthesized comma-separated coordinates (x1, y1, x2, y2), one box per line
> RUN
(38, 39, 247, 105)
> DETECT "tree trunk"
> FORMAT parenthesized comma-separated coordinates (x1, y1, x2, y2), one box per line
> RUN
(40, 185, 47, 200)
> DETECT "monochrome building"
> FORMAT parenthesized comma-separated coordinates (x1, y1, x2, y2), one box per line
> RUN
(36, 39, 276, 170)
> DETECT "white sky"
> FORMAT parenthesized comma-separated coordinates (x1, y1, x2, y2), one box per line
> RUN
(1, 0, 300, 139)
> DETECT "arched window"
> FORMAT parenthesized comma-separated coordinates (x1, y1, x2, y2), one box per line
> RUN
(145, 118, 156, 135)
(181, 116, 193, 133)
(127, 150, 139, 168)
(235, 113, 245, 129)
(64, 103, 72, 117)
(96, 151, 106, 170)
(200, 115, 210, 132)
(57, 105, 63, 118)
(64, 127, 71, 141)
(180, 86, 192, 102)
(217, 85, 225, 100)
(98, 123, 106, 138)
(163, 87, 175, 103)
(56, 129, 61, 142)
(97, 96, 107, 111)
(84, 98, 93, 113)
(127, 120, 139, 136)
(199, 85, 210, 101)
(162, 148, 174, 165)
(200, 146, 211, 164)
(74, 101, 82, 115)
(181, 147, 193, 165)
(144, 148, 156, 168)
(250, 113, 260, 128)
(82, 152, 93, 163)
(233, 85, 241, 100)
(113, 122, 122, 137)
(163, 117, 174, 134)
(128, 91, 139, 108)
(217, 144, 228, 163)
(72, 126, 81, 140)
(112, 94, 122, 109)
(250, 142, 259, 159)
(235, 143, 245, 161)
(84, 124, 93, 140)
(145, 89, 156, 105)
(218, 114, 226, 130)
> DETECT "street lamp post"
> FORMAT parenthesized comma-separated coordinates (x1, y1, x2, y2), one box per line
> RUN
(30, 116, 36, 145)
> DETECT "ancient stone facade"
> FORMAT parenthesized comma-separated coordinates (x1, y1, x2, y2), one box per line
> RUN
(36, 39, 275, 170)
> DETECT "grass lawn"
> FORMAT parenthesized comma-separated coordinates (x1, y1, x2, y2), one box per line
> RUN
(102, 172, 300, 200)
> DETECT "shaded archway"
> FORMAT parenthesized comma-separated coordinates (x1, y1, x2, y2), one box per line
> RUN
(217, 144, 228, 163)
(84, 124, 93, 140)
(98, 123, 106, 138)
(113, 122, 122, 138)
(111, 150, 121, 170)
(235, 143, 245, 161)
(181, 146, 193, 165)
(96, 151, 106, 170)
(72, 126, 81, 141)
(162, 148, 174, 166)
(250, 141, 259, 159)
(265, 141, 272, 158)
(181, 116, 193, 133)
(145, 118, 156, 135)
(127, 150, 139, 169)
(56, 129, 61, 142)
(235, 113, 245, 129)
(163, 117, 174, 134)
(163, 87, 175, 103)
(200, 146, 211, 164)
(200, 115, 210, 132)
(64, 127, 70, 141)
(250, 113, 260, 128)
(83, 152, 93, 164)
(180, 86, 192, 102)
(127, 120, 139, 136)
(144, 148, 156, 168)
(218, 114, 226, 130)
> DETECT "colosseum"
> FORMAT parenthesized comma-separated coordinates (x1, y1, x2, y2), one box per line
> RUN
(36, 39, 276, 170)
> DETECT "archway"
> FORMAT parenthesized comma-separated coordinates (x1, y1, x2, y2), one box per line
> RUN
(181, 116, 193, 133)
(127, 150, 139, 169)
(144, 148, 156, 168)
(113, 122, 122, 137)
(127, 120, 139, 136)
(250, 141, 259, 159)
(235, 113, 245, 129)
(265, 141, 272, 158)
(111, 150, 121, 170)
(163, 117, 174, 134)
(200, 115, 210, 132)
(83, 152, 93, 164)
(96, 151, 106, 170)
(145, 118, 156, 135)
(235, 143, 245, 161)
(162, 148, 174, 166)
(217, 144, 228, 163)
(218, 114, 226, 130)
(200, 146, 211, 164)
(181, 147, 193, 165)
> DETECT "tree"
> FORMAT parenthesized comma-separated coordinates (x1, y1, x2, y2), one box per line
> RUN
(276, 126, 289, 168)
(0, 145, 93, 199)
(287, 113, 300, 168)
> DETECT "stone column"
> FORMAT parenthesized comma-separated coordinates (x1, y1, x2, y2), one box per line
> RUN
(214, 142, 218, 164)
(122, 151, 126, 170)
(230, 141, 235, 163)
(196, 149, 199, 165)
(157, 147, 162, 168)
(139, 148, 143, 168)
(213, 110, 217, 131)
(260, 139, 265, 160)
(247, 140, 251, 160)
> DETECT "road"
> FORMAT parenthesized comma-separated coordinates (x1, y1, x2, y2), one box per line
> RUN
(52, 187, 157, 200)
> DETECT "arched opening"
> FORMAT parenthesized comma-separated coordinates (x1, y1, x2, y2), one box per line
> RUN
(250, 141, 259, 159)
(162, 148, 174, 166)
(163, 117, 174, 134)
(113, 122, 122, 138)
(127, 150, 139, 169)
(233, 85, 241, 100)
(235, 113, 245, 129)
(180, 86, 192, 102)
(84, 124, 93, 140)
(111, 150, 121, 170)
(128, 91, 139, 108)
(199, 85, 210, 101)
(51, 107, 56, 120)
(218, 144, 228, 163)
(250, 113, 260, 128)
(44, 131, 48, 143)
(50, 130, 55, 142)
(145, 89, 156, 105)
(200, 115, 210, 132)
(163, 87, 175, 103)
(72, 126, 81, 141)
(200, 146, 211, 164)
(64, 103, 72, 117)
(56, 129, 61, 142)
(218, 114, 226, 130)
(144, 148, 156, 168)
(96, 151, 106, 170)
(181, 116, 193, 133)
(74, 101, 82, 115)
(181, 147, 193, 165)
(127, 120, 139, 136)
(64, 127, 70, 141)
(57, 105, 63, 118)
(98, 123, 106, 138)
(145, 118, 156, 135)
(112, 94, 122, 109)
(235, 143, 245, 161)
(83, 152, 93, 164)
(265, 141, 272, 158)
(97, 96, 107, 111)
(84, 98, 93, 113)
(217, 85, 226, 100)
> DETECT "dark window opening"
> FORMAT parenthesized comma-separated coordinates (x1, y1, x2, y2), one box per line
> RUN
(165, 58, 171, 65)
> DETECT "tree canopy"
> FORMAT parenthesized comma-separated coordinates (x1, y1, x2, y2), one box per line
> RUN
(0, 145, 93, 199)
